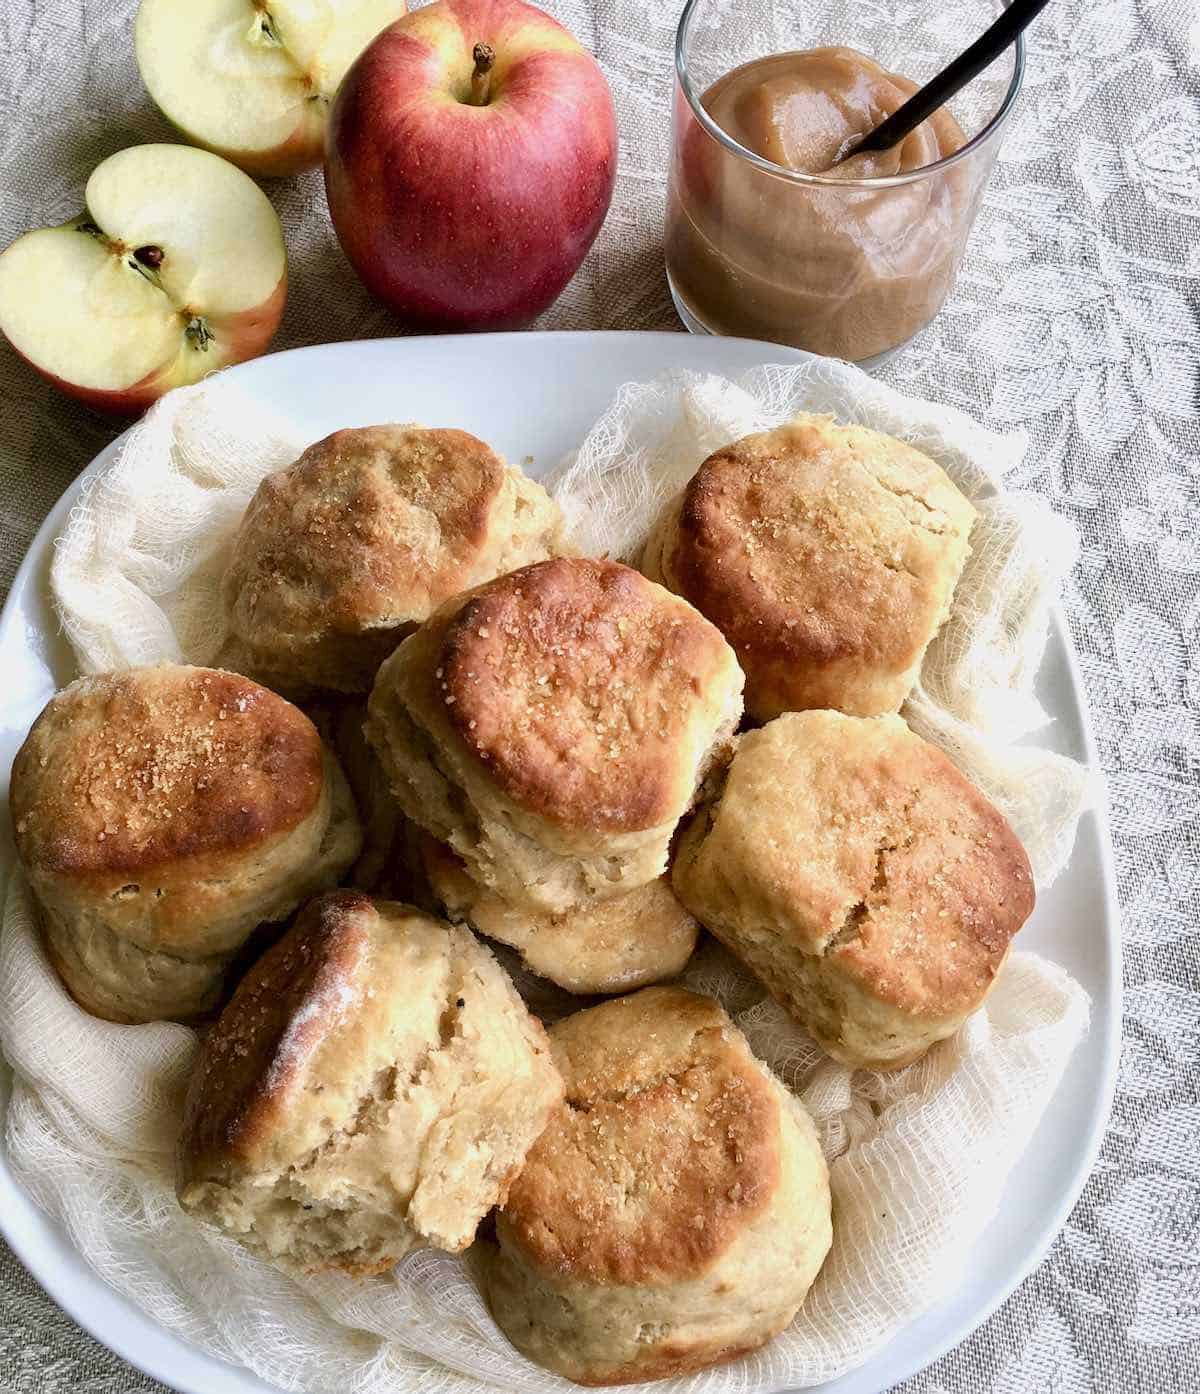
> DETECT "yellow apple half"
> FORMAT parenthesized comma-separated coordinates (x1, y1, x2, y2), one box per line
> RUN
(136, 0, 408, 177)
(0, 144, 287, 416)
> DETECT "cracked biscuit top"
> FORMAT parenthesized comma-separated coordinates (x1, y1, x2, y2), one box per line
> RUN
(425, 557, 743, 833)
(498, 987, 780, 1285)
(177, 890, 563, 1271)
(674, 711, 1034, 1020)
(642, 416, 976, 721)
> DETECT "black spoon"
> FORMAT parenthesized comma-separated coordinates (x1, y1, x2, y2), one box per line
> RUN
(834, 0, 1053, 164)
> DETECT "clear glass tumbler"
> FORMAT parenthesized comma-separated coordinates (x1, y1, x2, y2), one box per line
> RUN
(665, 0, 1024, 368)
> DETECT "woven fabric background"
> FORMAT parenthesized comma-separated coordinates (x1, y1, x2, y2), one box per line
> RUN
(1, 1, 1197, 1392)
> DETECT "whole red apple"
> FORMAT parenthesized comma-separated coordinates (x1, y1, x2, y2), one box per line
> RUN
(325, 0, 617, 330)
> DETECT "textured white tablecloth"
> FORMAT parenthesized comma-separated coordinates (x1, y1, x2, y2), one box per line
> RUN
(1, 1, 1198, 1392)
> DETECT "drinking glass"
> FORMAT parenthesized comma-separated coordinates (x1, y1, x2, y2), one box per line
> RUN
(665, 0, 1024, 368)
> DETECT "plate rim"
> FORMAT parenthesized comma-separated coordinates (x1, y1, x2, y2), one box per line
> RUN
(0, 329, 1122, 1394)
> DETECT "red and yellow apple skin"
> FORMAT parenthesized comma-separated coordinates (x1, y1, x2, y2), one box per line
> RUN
(4, 275, 287, 417)
(188, 120, 325, 182)
(325, 0, 617, 330)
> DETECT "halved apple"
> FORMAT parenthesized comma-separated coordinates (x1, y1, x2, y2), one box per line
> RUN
(0, 144, 287, 416)
(136, 0, 408, 177)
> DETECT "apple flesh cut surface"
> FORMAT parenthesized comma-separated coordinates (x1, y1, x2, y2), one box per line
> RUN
(136, 0, 408, 177)
(0, 144, 287, 416)
(325, 0, 617, 331)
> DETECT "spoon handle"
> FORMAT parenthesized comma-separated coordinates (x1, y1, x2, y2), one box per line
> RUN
(841, 0, 1053, 161)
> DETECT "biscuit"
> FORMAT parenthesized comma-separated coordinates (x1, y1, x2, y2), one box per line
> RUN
(642, 416, 976, 721)
(177, 890, 564, 1276)
(9, 665, 361, 1023)
(366, 557, 744, 914)
(418, 834, 698, 995)
(487, 986, 832, 1384)
(672, 711, 1035, 1070)
(224, 425, 566, 694)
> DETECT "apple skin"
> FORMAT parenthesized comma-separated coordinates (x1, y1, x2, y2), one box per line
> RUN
(163, 112, 325, 181)
(7, 275, 287, 417)
(325, 0, 617, 330)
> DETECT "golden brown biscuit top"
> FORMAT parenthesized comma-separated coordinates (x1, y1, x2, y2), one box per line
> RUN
(711, 711, 1034, 1016)
(500, 987, 779, 1285)
(179, 890, 374, 1173)
(666, 416, 976, 670)
(429, 558, 741, 832)
(10, 665, 323, 877)
(226, 425, 509, 639)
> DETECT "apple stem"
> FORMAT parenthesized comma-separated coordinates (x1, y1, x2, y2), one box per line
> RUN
(469, 43, 495, 105)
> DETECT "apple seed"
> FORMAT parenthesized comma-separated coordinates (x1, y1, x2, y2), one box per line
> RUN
(249, 1, 282, 47)
(134, 245, 164, 269)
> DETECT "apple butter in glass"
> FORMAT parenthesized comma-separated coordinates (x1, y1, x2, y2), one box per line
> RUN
(666, 37, 1016, 365)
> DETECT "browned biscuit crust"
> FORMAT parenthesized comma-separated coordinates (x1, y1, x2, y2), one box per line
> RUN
(433, 558, 738, 832)
(673, 711, 1035, 1069)
(178, 890, 564, 1276)
(224, 425, 565, 694)
(420, 557, 740, 834)
(365, 558, 744, 914)
(505, 988, 779, 1285)
(487, 987, 831, 1384)
(13, 667, 322, 881)
(10, 665, 361, 1021)
(643, 416, 976, 721)
(180, 892, 368, 1183)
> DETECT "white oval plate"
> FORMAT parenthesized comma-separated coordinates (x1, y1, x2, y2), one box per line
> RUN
(0, 331, 1119, 1394)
